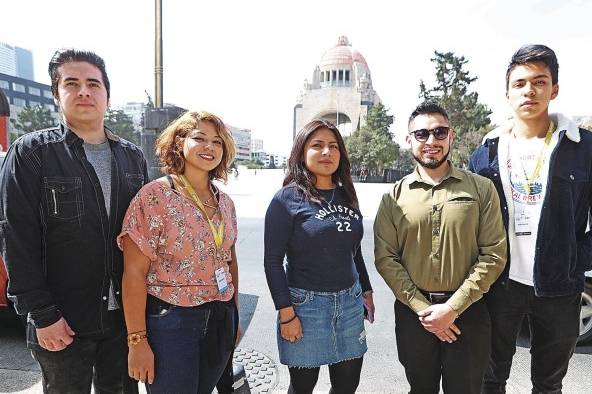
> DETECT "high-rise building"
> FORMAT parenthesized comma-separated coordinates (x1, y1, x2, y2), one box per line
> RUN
(229, 126, 252, 161)
(251, 138, 263, 152)
(15, 47, 34, 80)
(119, 102, 145, 131)
(0, 42, 34, 80)
(0, 72, 59, 141)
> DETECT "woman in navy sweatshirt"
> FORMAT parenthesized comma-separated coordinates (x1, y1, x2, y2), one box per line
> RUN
(264, 119, 374, 394)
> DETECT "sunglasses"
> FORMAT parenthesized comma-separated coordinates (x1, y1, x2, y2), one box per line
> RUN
(409, 126, 451, 142)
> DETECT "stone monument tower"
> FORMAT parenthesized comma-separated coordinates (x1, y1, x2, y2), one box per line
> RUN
(293, 36, 381, 138)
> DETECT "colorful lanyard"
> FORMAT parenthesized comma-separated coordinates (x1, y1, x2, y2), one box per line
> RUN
(179, 175, 225, 248)
(514, 120, 555, 195)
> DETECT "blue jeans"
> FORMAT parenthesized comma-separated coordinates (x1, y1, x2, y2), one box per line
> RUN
(145, 297, 235, 394)
(31, 328, 137, 394)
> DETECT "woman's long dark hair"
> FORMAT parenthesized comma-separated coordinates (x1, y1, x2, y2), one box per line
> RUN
(283, 119, 359, 209)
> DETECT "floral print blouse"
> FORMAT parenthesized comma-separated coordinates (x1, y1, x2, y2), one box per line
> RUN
(117, 179, 237, 306)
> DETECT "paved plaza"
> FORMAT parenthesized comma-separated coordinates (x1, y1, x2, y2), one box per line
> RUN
(0, 167, 591, 393)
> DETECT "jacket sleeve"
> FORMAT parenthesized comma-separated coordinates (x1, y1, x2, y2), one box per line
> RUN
(578, 181, 592, 272)
(447, 179, 507, 314)
(0, 141, 61, 327)
(140, 150, 149, 184)
(263, 191, 294, 310)
(373, 192, 431, 313)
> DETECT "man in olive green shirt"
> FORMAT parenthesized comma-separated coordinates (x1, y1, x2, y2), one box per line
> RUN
(374, 102, 506, 394)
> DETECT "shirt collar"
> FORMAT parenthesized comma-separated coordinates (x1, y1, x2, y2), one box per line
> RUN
(408, 161, 462, 187)
(63, 122, 120, 146)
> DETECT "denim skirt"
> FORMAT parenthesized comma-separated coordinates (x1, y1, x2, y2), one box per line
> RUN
(277, 281, 367, 368)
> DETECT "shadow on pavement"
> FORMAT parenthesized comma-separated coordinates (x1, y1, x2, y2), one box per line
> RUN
(237, 292, 259, 339)
(0, 311, 41, 392)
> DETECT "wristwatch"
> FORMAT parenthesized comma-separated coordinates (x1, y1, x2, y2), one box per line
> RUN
(127, 332, 148, 345)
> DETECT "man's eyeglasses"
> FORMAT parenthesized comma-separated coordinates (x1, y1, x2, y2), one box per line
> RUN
(409, 126, 451, 142)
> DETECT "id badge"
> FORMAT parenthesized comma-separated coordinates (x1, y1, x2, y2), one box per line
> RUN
(514, 204, 533, 236)
(215, 267, 228, 294)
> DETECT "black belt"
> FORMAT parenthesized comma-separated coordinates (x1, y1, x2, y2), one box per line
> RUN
(419, 290, 454, 304)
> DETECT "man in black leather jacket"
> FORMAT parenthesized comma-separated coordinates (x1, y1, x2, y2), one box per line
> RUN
(0, 48, 148, 393)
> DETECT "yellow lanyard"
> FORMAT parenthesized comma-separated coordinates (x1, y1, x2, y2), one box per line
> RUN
(515, 121, 555, 195)
(179, 175, 225, 248)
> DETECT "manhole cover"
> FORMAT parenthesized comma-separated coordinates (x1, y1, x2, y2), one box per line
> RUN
(233, 347, 278, 393)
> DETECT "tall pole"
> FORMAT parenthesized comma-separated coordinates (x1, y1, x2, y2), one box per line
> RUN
(155, 0, 163, 108)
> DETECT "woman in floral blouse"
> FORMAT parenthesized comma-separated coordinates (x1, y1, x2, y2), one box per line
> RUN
(117, 111, 239, 393)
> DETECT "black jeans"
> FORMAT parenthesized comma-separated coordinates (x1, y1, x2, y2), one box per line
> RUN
(482, 280, 581, 394)
(395, 299, 491, 394)
(31, 330, 137, 394)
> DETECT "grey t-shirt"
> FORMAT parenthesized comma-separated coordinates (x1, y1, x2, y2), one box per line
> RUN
(83, 141, 118, 310)
(83, 141, 112, 216)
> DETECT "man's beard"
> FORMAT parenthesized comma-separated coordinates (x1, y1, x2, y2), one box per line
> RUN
(413, 148, 450, 169)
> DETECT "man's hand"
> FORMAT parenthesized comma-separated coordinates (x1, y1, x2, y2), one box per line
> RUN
(36, 317, 75, 351)
(417, 303, 459, 332)
(432, 324, 462, 343)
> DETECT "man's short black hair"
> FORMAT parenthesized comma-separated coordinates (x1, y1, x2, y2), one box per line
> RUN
(506, 44, 558, 91)
(48, 48, 110, 99)
(408, 101, 449, 128)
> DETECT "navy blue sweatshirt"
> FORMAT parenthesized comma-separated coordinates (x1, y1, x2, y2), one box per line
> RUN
(264, 183, 372, 310)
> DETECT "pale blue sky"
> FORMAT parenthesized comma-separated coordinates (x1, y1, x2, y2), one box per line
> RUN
(2, 0, 590, 153)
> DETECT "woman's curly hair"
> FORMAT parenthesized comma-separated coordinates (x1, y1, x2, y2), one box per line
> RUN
(154, 111, 236, 182)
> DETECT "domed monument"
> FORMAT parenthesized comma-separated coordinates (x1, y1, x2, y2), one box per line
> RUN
(293, 36, 381, 138)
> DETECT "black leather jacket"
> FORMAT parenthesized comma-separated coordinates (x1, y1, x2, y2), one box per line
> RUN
(0, 124, 148, 342)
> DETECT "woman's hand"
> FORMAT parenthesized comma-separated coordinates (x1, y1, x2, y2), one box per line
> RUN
(278, 307, 303, 342)
(280, 317, 303, 343)
(363, 291, 375, 323)
(128, 341, 155, 384)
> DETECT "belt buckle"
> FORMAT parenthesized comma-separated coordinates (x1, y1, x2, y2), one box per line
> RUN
(428, 292, 449, 304)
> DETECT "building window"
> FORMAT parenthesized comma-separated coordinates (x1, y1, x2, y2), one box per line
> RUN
(43, 90, 53, 99)
(13, 98, 26, 106)
(28, 86, 41, 96)
(12, 83, 25, 93)
(345, 70, 350, 82)
(44, 103, 56, 112)
(332, 70, 337, 85)
(29, 101, 40, 108)
(0, 80, 8, 89)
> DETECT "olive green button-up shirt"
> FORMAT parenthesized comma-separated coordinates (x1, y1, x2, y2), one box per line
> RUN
(374, 164, 507, 315)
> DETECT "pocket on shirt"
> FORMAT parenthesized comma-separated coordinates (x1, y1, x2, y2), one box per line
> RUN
(43, 177, 84, 220)
(446, 193, 478, 210)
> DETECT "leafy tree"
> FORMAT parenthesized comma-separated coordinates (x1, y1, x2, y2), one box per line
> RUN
(393, 148, 416, 173)
(10, 105, 57, 138)
(104, 109, 139, 144)
(241, 159, 264, 169)
(346, 103, 398, 175)
(419, 51, 492, 167)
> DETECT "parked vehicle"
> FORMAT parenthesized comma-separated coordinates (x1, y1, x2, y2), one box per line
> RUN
(580, 271, 592, 344)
